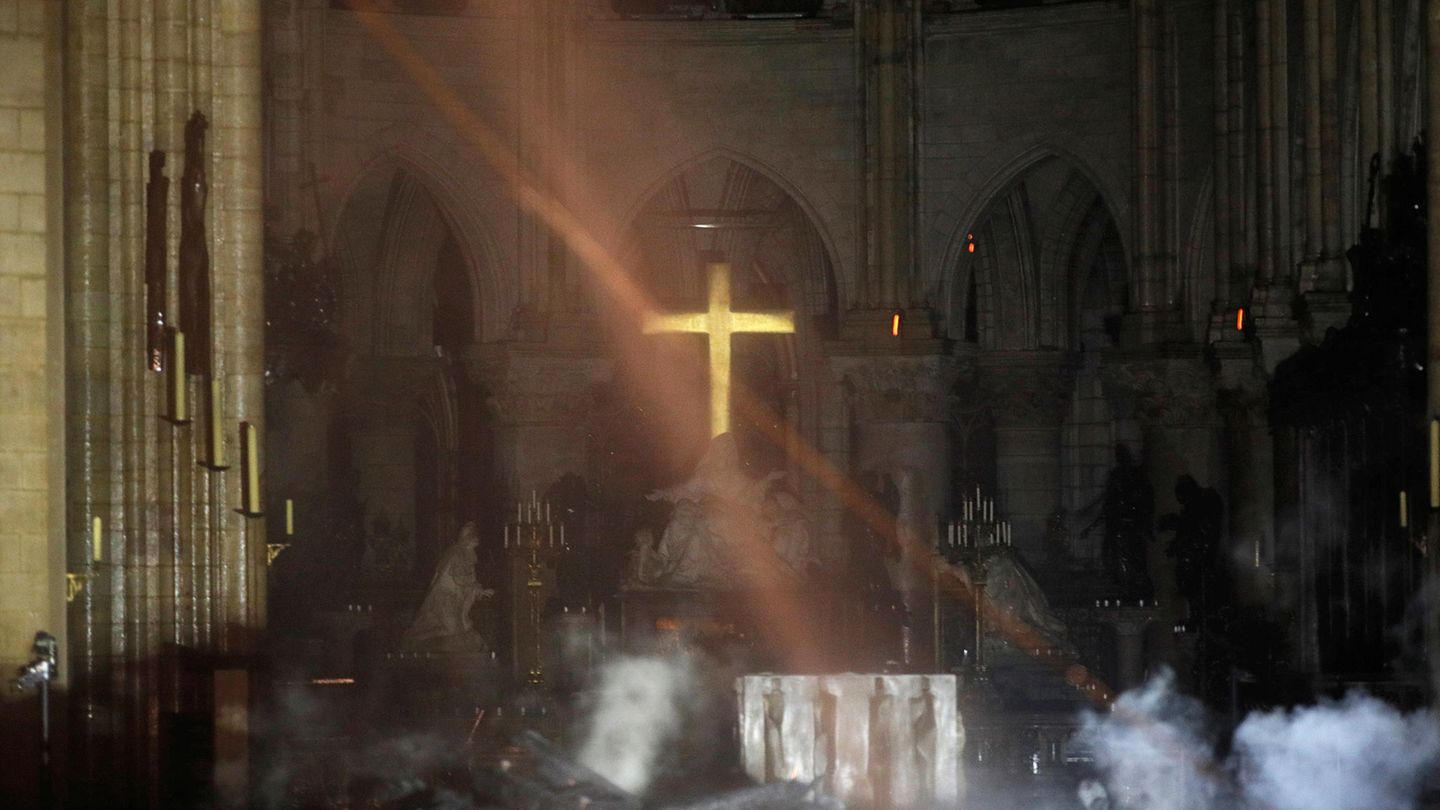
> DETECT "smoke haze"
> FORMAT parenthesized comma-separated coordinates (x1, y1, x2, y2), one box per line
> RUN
(1080, 670, 1440, 810)
(577, 654, 694, 795)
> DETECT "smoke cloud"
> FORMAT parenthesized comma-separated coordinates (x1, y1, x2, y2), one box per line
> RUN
(1233, 692, 1440, 810)
(1079, 670, 1440, 810)
(577, 654, 694, 795)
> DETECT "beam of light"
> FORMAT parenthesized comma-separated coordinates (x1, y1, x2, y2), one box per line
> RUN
(348, 0, 1128, 697)
(341, 10, 1257, 796)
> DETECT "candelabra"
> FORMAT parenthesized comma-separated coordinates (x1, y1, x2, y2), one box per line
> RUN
(503, 492, 569, 686)
(942, 487, 1013, 687)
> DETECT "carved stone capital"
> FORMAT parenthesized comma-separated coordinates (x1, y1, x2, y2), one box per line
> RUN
(976, 350, 1080, 427)
(829, 352, 966, 423)
(469, 345, 613, 427)
(1099, 352, 1218, 427)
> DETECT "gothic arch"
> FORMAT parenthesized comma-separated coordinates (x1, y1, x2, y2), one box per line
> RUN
(940, 146, 1128, 351)
(324, 126, 514, 344)
(933, 140, 1131, 304)
(615, 147, 845, 319)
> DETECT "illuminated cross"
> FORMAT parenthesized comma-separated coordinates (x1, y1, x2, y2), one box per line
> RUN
(643, 261, 795, 437)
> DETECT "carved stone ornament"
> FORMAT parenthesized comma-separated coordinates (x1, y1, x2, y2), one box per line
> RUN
(831, 354, 964, 423)
(975, 351, 1080, 427)
(473, 348, 613, 426)
(1099, 355, 1219, 427)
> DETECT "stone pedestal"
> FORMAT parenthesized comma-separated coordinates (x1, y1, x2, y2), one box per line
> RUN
(1090, 605, 1158, 690)
(737, 673, 961, 809)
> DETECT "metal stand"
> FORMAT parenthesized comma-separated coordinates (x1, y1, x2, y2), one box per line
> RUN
(13, 631, 58, 810)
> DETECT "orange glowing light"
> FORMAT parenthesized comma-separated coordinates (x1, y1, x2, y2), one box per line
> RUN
(966, 232, 976, 253)
(1236, 307, 1245, 331)
(891, 312, 901, 337)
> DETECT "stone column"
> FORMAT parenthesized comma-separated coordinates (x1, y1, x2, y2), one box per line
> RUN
(977, 351, 1078, 564)
(61, 0, 267, 801)
(473, 345, 612, 500)
(1424, 0, 1440, 701)
(855, 0, 920, 311)
(831, 349, 959, 670)
(1215, 378, 1275, 606)
(515, 0, 578, 334)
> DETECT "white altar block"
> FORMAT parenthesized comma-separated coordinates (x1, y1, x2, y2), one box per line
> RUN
(737, 674, 962, 808)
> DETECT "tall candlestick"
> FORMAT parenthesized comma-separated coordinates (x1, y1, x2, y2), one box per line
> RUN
(1400, 490, 1409, 528)
(517, 501, 522, 523)
(170, 330, 189, 423)
(1431, 419, 1439, 508)
(92, 515, 102, 562)
(504, 524, 509, 549)
(285, 498, 294, 536)
(241, 421, 261, 515)
(207, 377, 225, 467)
(560, 523, 565, 546)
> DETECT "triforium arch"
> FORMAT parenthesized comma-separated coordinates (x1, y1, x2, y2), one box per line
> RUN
(943, 150, 1128, 351)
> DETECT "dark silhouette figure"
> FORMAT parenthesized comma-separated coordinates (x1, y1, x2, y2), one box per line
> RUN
(1158, 475, 1228, 620)
(1159, 474, 1230, 704)
(1081, 444, 1154, 598)
(178, 111, 211, 375)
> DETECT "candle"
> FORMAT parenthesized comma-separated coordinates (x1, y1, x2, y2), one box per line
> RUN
(546, 502, 551, 523)
(1431, 419, 1439, 508)
(504, 524, 509, 549)
(241, 421, 261, 515)
(171, 330, 188, 422)
(285, 498, 294, 536)
(560, 523, 565, 546)
(209, 377, 225, 466)
(1400, 490, 1409, 529)
(517, 500, 522, 523)
(549, 524, 554, 547)
(92, 515, 102, 562)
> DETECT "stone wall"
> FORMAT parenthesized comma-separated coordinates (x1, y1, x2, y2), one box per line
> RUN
(0, 1, 60, 801)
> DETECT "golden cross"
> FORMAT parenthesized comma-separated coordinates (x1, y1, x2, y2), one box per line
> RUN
(643, 261, 795, 437)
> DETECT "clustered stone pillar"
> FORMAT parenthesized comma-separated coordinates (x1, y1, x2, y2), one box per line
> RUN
(978, 351, 1077, 563)
(1424, 0, 1440, 702)
(854, 0, 920, 311)
(833, 352, 958, 670)
(62, 0, 267, 803)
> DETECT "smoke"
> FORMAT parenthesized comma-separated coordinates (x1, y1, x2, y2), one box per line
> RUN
(1233, 692, 1440, 810)
(1077, 669, 1223, 810)
(1079, 670, 1440, 810)
(577, 654, 694, 795)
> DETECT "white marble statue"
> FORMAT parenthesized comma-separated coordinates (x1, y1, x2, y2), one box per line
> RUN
(974, 547, 1074, 654)
(402, 521, 494, 653)
(629, 433, 816, 590)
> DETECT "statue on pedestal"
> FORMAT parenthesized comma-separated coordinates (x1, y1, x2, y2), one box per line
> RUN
(402, 522, 494, 653)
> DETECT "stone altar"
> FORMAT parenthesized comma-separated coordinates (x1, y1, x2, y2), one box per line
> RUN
(737, 674, 962, 809)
